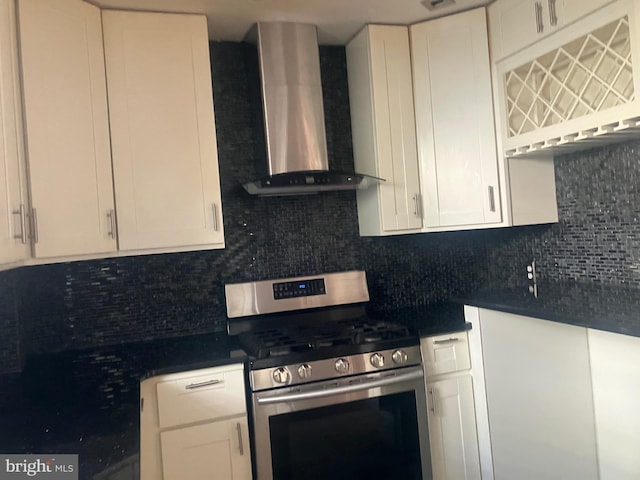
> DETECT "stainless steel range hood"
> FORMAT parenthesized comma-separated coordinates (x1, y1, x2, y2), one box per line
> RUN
(243, 22, 381, 196)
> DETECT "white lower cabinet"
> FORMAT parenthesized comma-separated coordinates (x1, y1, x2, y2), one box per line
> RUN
(421, 333, 481, 480)
(426, 375, 481, 480)
(140, 364, 252, 480)
(588, 329, 640, 480)
(160, 417, 251, 480)
(468, 307, 598, 480)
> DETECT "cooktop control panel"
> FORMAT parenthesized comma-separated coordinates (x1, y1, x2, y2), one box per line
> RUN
(273, 278, 326, 299)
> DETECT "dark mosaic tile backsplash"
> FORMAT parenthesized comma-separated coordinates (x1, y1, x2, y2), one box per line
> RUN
(1, 41, 640, 373)
(486, 140, 640, 288)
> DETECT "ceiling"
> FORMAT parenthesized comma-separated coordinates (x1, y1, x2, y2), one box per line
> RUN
(91, 0, 493, 44)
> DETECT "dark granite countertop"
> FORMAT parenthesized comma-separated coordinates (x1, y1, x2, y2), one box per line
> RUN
(368, 302, 468, 337)
(0, 304, 473, 479)
(457, 280, 640, 337)
(0, 332, 245, 480)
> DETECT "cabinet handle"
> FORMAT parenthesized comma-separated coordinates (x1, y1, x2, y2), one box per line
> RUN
(184, 379, 222, 390)
(548, 0, 558, 26)
(12, 204, 27, 244)
(535, 1, 544, 33)
(212, 203, 220, 231)
(29, 207, 39, 244)
(428, 388, 438, 415)
(433, 337, 460, 345)
(107, 209, 116, 239)
(236, 422, 244, 456)
(488, 185, 496, 212)
(412, 193, 422, 218)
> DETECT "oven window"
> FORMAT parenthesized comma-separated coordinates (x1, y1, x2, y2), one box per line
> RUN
(269, 391, 422, 480)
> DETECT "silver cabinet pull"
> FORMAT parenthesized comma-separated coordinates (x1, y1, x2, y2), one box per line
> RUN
(29, 207, 38, 244)
(12, 204, 27, 244)
(428, 388, 437, 415)
(212, 203, 220, 231)
(488, 185, 496, 212)
(236, 422, 244, 456)
(412, 193, 422, 218)
(548, 0, 558, 26)
(184, 379, 221, 390)
(433, 337, 460, 345)
(107, 209, 116, 239)
(535, 1, 543, 33)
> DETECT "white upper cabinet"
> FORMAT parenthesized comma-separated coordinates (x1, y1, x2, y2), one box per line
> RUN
(0, 0, 29, 265)
(102, 10, 224, 252)
(18, 0, 116, 258)
(346, 25, 423, 236)
(489, 0, 614, 62)
(491, 0, 640, 158)
(411, 8, 502, 228)
(489, 0, 564, 61)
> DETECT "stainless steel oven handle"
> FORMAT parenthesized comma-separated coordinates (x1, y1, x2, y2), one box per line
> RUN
(256, 368, 424, 405)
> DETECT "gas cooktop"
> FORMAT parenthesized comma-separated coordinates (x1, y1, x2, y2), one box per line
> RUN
(238, 317, 413, 359)
(225, 271, 420, 372)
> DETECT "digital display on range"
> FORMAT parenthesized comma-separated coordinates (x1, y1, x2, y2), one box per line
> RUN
(273, 278, 325, 299)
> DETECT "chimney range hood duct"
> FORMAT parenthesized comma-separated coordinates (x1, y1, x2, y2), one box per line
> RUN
(243, 22, 381, 196)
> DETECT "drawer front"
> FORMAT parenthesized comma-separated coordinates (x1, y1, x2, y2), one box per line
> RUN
(421, 331, 471, 377)
(156, 364, 246, 428)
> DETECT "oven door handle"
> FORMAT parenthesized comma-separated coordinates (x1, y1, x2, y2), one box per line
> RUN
(256, 368, 424, 405)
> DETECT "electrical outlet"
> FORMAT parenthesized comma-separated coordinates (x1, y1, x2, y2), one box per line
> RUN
(527, 260, 538, 298)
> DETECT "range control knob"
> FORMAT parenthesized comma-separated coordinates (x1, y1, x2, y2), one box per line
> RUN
(297, 364, 313, 379)
(335, 358, 350, 374)
(392, 349, 409, 365)
(272, 367, 291, 384)
(370, 352, 385, 369)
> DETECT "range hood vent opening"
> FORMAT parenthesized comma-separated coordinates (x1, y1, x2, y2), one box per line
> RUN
(243, 22, 382, 196)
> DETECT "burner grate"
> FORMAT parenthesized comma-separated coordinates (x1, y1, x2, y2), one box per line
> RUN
(238, 318, 412, 359)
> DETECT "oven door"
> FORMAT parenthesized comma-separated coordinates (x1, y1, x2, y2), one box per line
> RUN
(252, 365, 431, 480)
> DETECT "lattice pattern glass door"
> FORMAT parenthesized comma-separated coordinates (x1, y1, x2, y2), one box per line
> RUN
(504, 16, 634, 137)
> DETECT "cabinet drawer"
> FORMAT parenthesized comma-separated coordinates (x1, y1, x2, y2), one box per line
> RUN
(421, 331, 470, 377)
(156, 364, 246, 429)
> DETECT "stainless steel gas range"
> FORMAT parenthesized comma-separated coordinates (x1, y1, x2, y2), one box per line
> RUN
(225, 271, 431, 480)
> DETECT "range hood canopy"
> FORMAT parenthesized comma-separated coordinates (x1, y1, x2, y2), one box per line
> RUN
(243, 22, 381, 196)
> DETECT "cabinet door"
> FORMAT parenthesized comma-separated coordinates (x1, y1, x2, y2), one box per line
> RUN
(426, 376, 481, 480)
(347, 25, 422, 235)
(102, 11, 224, 252)
(562, 0, 613, 26)
(479, 309, 598, 480)
(488, 0, 564, 61)
(18, 0, 116, 258)
(0, 0, 29, 265)
(412, 8, 501, 228)
(588, 329, 640, 480)
(368, 26, 422, 232)
(160, 417, 252, 480)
